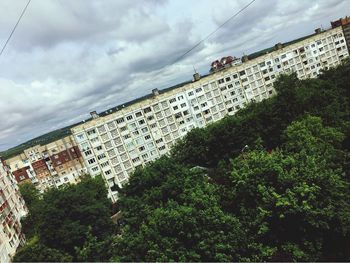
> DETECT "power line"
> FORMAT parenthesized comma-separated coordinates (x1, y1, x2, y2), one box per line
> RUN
(0, 0, 32, 57)
(172, 0, 257, 65)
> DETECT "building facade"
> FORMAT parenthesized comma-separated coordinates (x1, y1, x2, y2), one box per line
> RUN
(0, 157, 27, 263)
(331, 16, 350, 51)
(71, 25, 349, 202)
(6, 136, 87, 192)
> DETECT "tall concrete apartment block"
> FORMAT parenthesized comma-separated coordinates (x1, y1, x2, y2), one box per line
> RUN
(7, 136, 87, 192)
(71, 25, 349, 202)
(0, 157, 27, 263)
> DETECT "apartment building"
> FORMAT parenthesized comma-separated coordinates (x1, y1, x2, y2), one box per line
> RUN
(6, 136, 87, 192)
(71, 25, 349, 202)
(332, 16, 350, 51)
(0, 157, 27, 263)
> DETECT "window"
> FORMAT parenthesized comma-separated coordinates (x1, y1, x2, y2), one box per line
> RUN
(155, 138, 163, 144)
(135, 111, 142, 117)
(161, 101, 168, 108)
(139, 119, 145, 125)
(87, 129, 96, 136)
(88, 158, 96, 165)
(173, 105, 179, 110)
(107, 122, 116, 130)
(108, 149, 116, 157)
(145, 135, 151, 140)
(84, 150, 92, 157)
(132, 157, 140, 163)
(97, 153, 106, 160)
(95, 145, 103, 151)
(195, 87, 203, 93)
(139, 146, 145, 151)
(104, 141, 113, 149)
(178, 95, 184, 100)
(225, 77, 231, 82)
(188, 91, 194, 96)
(101, 161, 109, 168)
(97, 125, 106, 133)
(105, 170, 112, 176)
(143, 107, 152, 113)
(76, 134, 85, 140)
(169, 98, 176, 103)
(153, 104, 160, 111)
(180, 103, 186, 108)
(126, 115, 133, 121)
(91, 166, 99, 172)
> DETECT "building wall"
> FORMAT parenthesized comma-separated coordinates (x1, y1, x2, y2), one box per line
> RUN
(331, 16, 350, 51)
(0, 158, 27, 263)
(71, 26, 349, 202)
(6, 136, 87, 192)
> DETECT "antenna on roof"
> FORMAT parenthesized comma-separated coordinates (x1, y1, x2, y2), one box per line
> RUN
(192, 65, 200, 82)
(193, 65, 197, 74)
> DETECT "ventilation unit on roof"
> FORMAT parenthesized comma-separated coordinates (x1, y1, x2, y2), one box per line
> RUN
(90, 111, 99, 119)
(152, 88, 159, 96)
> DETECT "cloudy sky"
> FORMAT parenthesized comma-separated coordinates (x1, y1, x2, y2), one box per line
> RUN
(0, 0, 348, 151)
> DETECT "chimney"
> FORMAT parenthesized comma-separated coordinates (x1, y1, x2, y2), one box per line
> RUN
(242, 55, 249, 62)
(152, 88, 159, 96)
(274, 42, 283, 50)
(315, 28, 321, 34)
(90, 111, 99, 119)
(193, 72, 201, 81)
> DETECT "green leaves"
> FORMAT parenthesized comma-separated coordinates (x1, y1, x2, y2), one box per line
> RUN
(16, 175, 115, 262)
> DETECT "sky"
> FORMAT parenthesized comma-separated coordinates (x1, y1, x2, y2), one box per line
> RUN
(0, 0, 348, 151)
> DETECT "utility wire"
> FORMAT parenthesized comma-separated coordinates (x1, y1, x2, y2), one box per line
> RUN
(0, 0, 32, 57)
(172, 0, 257, 65)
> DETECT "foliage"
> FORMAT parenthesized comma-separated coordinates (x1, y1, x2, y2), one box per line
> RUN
(113, 158, 247, 262)
(18, 182, 42, 239)
(225, 116, 350, 261)
(16, 175, 115, 261)
(13, 237, 73, 262)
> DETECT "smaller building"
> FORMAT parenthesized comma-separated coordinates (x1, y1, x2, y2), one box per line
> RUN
(6, 136, 87, 192)
(331, 16, 350, 51)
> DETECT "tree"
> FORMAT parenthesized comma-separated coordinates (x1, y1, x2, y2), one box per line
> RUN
(18, 182, 42, 239)
(225, 116, 350, 261)
(112, 157, 248, 261)
(16, 175, 116, 261)
(13, 237, 73, 262)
